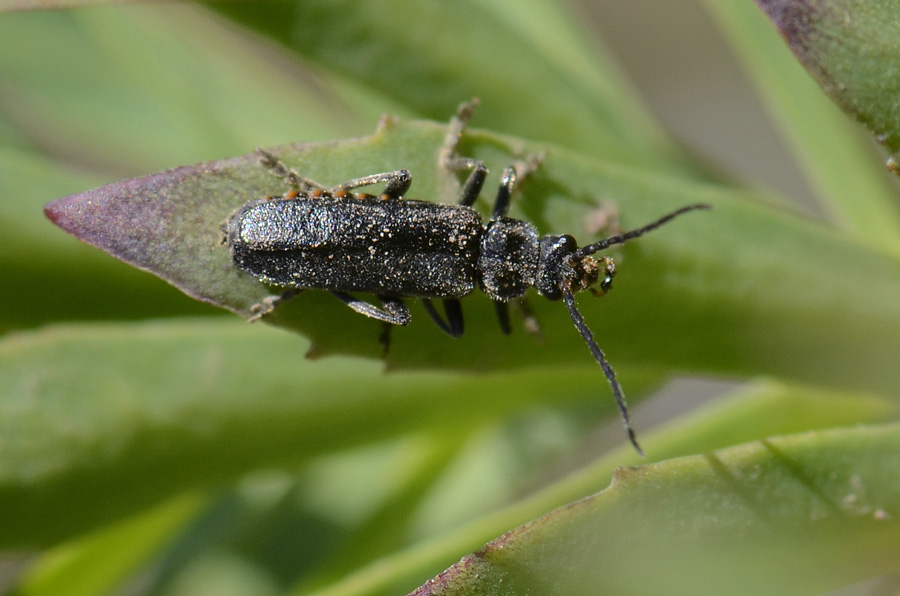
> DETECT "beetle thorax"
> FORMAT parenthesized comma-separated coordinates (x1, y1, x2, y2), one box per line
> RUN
(477, 217, 541, 301)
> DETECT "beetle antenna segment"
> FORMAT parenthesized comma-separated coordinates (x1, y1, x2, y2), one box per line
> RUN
(575, 203, 712, 259)
(561, 287, 644, 456)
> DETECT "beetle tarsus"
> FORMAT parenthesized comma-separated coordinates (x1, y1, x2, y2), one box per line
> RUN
(247, 289, 304, 322)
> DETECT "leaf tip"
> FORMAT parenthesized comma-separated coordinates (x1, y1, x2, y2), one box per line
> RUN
(43, 200, 60, 223)
(755, 0, 821, 55)
(43, 194, 90, 239)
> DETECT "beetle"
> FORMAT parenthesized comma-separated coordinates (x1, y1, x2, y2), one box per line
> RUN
(227, 102, 710, 454)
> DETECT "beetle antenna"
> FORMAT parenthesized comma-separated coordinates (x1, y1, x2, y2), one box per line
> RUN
(561, 287, 644, 456)
(576, 203, 711, 258)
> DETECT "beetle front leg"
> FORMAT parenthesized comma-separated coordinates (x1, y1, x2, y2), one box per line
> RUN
(489, 157, 544, 216)
(489, 299, 543, 340)
(378, 322, 394, 357)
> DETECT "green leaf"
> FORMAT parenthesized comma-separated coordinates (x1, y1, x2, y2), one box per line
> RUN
(0, 0, 148, 11)
(0, 318, 636, 546)
(295, 382, 897, 596)
(0, 6, 378, 332)
(14, 494, 204, 596)
(211, 0, 702, 177)
(753, 0, 900, 172)
(45, 115, 900, 397)
(706, 0, 900, 249)
(0, 6, 365, 173)
(414, 424, 900, 596)
(0, 147, 219, 331)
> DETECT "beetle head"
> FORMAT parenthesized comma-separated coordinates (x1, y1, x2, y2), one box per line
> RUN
(535, 235, 616, 300)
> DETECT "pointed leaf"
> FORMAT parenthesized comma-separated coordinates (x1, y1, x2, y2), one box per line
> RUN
(755, 0, 900, 172)
(45, 116, 900, 397)
(707, 0, 900, 247)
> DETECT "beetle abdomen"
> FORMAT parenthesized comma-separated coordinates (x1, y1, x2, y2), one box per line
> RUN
(229, 196, 484, 298)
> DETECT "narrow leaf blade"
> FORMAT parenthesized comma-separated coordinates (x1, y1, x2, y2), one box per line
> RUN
(410, 425, 900, 596)
(755, 0, 900, 172)
(708, 0, 900, 247)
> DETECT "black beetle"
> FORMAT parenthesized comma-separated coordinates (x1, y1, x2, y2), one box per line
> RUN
(227, 102, 710, 454)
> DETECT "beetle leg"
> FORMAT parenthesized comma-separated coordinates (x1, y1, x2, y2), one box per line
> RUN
(440, 99, 479, 171)
(330, 292, 412, 326)
(247, 289, 305, 322)
(422, 299, 465, 338)
(514, 298, 544, 342)
(378, 322, 394, 356)
(490, 155, 545, 217)
(443, 299, 464, 337)
(255, 148, 324, 193)
(331, 170, 412, 200)
(513, 152, 545, 184)
(441, 100, 490, 207)
(491, 167, 517, 218)
(493, 301, 512, 335)
(456, 161, 488, 207)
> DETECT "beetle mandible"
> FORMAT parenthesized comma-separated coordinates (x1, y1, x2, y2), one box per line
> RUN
(227, 101, 710, 454)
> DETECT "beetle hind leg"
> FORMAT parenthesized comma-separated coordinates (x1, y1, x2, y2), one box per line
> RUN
(255, 148, 324, 193)
(330, 292, 411, 326)
(329, 293, 411, 356)
(440, 99, 480, 173)
(247, 289, 305, 322)
(331, 170, 412, 200)
(440, 100, 489, 208)
(422, 299, 464, 338)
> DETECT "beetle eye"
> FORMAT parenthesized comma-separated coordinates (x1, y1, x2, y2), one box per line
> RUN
(600, 275, 613, 293)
